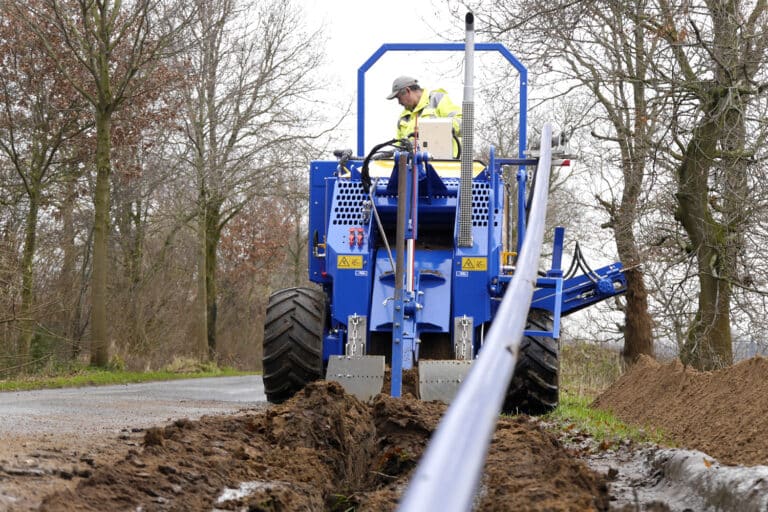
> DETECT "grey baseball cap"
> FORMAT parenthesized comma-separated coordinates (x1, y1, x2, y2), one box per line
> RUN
(386, 76, 418, 99)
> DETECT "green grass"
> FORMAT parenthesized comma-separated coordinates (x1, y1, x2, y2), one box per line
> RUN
(510, 340, 669, 445)
(540, 341, 672, 445)
(0, 364, 256, 392)
(560, 341, 623, 399)
(545, 390, 670, 445)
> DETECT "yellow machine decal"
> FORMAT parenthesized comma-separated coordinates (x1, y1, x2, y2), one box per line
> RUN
(461, 257, 487, 271)
(367, 159, 486, 178)
(337, 255, 363, 269)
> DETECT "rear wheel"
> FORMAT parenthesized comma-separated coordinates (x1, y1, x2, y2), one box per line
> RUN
(262, 287, 325, 404)
(502, 310, 559, 415)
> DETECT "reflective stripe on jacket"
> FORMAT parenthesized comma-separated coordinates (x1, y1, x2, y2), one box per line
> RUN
(395, 88, 462, 154)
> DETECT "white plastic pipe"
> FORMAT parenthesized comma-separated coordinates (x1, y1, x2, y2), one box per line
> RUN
(398, 123, 554, 512)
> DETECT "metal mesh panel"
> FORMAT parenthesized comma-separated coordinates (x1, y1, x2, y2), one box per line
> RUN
(331, 181, 365, 225)
(458, 102, 474, 246)
(471, 182, 499, 227)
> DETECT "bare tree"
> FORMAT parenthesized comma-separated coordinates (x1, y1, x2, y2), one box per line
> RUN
(0, 10, 88, 369)
(651, 0, 768, 369)
(11, 0, 191, 366)
(107, 61, 184, 359)
(475, 0, 658, 364)
(175, 0, 328, 359)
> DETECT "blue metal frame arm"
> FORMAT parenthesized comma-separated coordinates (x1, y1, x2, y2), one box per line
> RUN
(531, 263, 627, 316)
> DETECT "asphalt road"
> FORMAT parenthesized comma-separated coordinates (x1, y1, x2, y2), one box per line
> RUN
(0, 375, 267, 436)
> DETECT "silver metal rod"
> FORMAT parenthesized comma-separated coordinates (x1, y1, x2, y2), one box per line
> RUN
(395, 154, 407, 302)
(458, 12, 475, 248)
(369, 179, 396, 273)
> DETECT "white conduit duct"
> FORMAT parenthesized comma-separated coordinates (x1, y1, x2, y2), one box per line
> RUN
(398, 123, 554, 512)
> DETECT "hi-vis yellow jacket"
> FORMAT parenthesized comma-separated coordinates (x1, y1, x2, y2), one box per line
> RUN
(395, 88, 462, 157)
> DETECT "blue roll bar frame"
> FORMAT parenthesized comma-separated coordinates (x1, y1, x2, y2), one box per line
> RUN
(356, 43, 528, 161)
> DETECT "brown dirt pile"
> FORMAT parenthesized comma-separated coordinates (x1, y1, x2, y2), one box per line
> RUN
(38, 381, 608, 511)
(592, 355, 768, 466)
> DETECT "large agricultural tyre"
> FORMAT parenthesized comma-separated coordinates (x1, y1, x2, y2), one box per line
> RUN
(262, 287, 326, 404)
(502, 309, 559, 415)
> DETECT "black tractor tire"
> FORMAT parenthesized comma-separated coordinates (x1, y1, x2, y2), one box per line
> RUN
(502, 309, 559, 415)
(262, 287, 326, 404)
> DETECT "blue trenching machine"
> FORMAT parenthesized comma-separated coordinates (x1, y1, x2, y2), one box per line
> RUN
(262, 13, 626, 413)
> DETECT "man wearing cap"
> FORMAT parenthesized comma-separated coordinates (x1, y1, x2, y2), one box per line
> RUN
(387, 76, 462, 157)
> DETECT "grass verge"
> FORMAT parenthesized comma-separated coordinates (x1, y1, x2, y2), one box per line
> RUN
(0, 364, 256, 392)
(546, 391, 670, 445)
(560, 341, 623, 398)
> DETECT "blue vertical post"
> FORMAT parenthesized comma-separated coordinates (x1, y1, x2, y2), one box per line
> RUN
(549, 227, 564, 278)
(516, 167, 527, 254)
(487, 146, 500, 272)
(549, 226, 565, 338)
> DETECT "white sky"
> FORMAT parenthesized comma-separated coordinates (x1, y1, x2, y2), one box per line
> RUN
(303, 0, 470, 156)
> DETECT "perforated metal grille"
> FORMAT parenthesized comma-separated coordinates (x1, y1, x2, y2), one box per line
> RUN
(331, 181, 365, 225)
(471, 182, 499, 227)
(330, 178, 496, 227)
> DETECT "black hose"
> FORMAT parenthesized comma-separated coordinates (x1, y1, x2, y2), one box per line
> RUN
(564, 242, 600, 283)
(523, 164, 537, 226)
(453, 132, 462, 159)
(361, 138, 410, 191)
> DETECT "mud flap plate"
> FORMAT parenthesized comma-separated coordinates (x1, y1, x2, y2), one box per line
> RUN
(326, 355, 385, 402)
(418, 360, 473, 404)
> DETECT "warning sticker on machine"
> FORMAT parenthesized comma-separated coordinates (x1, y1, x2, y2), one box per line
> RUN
(461, 257, 487, 271)
(337, 255, 363, 269)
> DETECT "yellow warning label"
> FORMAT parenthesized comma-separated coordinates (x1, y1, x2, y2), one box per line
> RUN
(461, 257, 487, 271)
(337, 255, 363, 269)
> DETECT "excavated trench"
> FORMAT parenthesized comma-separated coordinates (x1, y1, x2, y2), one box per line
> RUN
(36, 382, 608, 511)
(7, 355, 768, 511)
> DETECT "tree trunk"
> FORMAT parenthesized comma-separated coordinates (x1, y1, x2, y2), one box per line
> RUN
(59, 174, 82, 358)
(204, 203, 221, 360)
(676, 116, 733, 370)
(618, 264, 653, 364)
(128, 198, 146, 352)
(291, 205, 305, 287)
(196, 203, 209, 361)
(58, 176, 86, 359)
(18, 190, 40, 369)
(90, 109, 112, 367)
(615, 198, 654, 364)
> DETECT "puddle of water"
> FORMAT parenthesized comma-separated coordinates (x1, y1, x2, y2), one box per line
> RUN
(584, 442, 768, 511)
(587, 443, 703, 511)
(652, 448, 768, 512)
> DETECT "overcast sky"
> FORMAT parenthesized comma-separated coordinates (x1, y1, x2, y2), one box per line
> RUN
(302, 0, 471, 155)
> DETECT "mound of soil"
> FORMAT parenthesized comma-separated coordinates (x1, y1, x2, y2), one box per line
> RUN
(38, 381, 609, 511)
(592, 355, 768, 467)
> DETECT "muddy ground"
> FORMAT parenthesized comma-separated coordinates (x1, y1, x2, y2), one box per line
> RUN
(2, 355, 767, 511)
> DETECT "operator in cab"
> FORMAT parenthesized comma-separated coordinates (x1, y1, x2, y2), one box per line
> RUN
(386, 76, 462, 157)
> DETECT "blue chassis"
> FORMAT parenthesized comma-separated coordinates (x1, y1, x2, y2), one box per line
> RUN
(308, 151, 627, 395)
(306, 42, 626, 396)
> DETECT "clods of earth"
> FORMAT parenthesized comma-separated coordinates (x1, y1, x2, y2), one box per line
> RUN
(4, 355, 768, 511)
